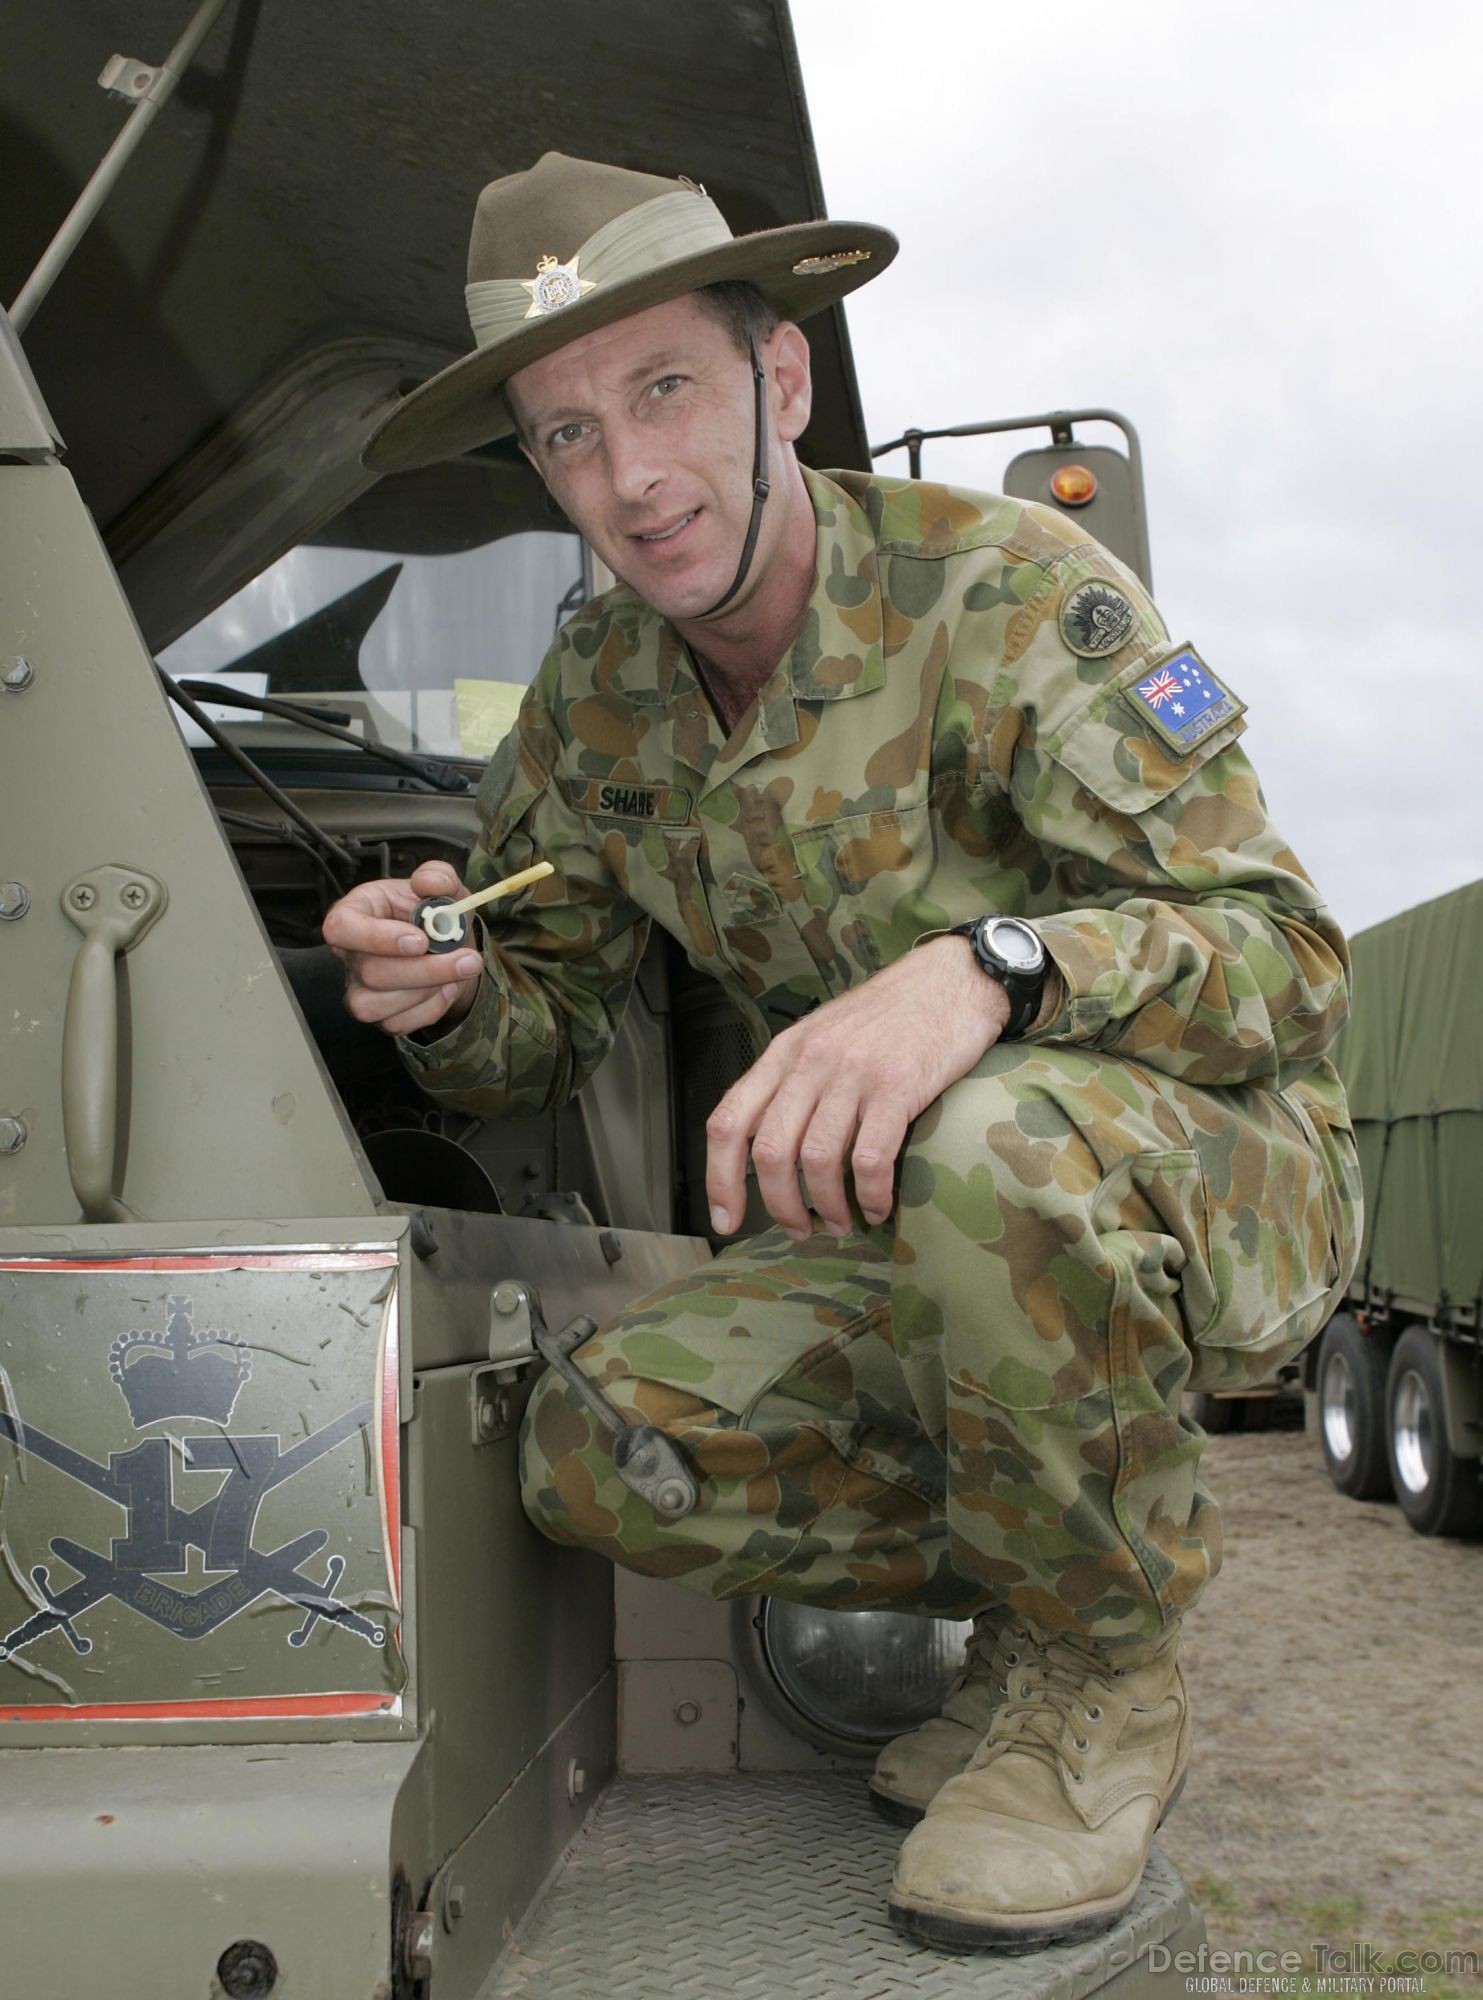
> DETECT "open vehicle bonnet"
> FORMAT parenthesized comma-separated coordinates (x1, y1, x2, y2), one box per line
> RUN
(3, 0, 874, 756)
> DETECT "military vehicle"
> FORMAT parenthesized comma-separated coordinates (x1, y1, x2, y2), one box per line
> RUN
(0, 5, 1206, 1994)
(1306, 879, 1483, 1537)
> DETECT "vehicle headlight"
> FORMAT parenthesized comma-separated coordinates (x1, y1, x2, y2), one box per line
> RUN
(758, 1601, 972, 1744)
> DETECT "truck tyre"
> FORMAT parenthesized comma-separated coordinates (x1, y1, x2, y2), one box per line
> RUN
(1317, 1314, 1393, 1500)
(1185, 1392, 1238, 1434)
(1386, 1328, 1483, 1538)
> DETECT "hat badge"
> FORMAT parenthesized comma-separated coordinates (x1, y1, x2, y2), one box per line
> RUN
(521, 252, 597, 318)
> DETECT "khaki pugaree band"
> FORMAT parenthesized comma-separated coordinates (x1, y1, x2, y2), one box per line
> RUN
(465, 189, 731, 347)
(362, 151, 895, 471)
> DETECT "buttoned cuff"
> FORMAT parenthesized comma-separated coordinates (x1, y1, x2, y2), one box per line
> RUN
(396, 967, 506, 1083)
(1020, 919, 1115, 1047)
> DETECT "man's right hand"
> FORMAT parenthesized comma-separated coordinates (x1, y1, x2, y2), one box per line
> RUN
(322, 859, 485, 1039)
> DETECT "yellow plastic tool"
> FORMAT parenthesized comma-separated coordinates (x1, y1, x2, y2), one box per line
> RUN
(414, 860, 554, 950)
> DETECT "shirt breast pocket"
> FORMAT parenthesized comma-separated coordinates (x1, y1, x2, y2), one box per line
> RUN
(789, 801, 935, 987)
(580, 814, 720, 968)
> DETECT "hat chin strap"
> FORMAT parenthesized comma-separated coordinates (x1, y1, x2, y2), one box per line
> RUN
(695, 333, 770, 619)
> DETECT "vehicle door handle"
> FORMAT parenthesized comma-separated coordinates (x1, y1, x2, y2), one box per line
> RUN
(61, 866, 167, 1222)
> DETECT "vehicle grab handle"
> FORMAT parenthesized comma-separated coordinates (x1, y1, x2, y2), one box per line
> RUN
(60, 865, 167, 1222)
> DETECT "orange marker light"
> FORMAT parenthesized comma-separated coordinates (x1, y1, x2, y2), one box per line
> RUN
(1051, 463, 1098, 507)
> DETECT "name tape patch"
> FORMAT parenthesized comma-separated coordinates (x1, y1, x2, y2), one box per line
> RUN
(1124, 645, 1244, 753)
(562, 778, 694, 824)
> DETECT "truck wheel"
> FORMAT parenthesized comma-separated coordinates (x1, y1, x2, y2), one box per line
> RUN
(1386, 1329, 1483, 1538)
(1317, 1314, 1393, 1500)
(1185, 1392, 1238, 1434)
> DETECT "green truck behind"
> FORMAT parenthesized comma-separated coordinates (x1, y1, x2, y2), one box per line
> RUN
(1308, 878, 1483, 1537)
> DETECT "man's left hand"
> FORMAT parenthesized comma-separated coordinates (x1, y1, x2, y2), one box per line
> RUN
(706, 936, 1027, 1240)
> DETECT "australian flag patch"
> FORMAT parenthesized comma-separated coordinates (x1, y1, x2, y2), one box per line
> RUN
(1125, 645, 1244, 754)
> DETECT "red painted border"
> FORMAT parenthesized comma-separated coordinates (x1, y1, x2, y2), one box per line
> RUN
(7, 1692, 398, 1723)
(381, 1289, 402, 1598)
(2, 1253, 397, 1273)
(0, 1250, 404, 1725)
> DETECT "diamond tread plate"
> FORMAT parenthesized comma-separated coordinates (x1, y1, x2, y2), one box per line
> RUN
(486, 1774, 1194, 2000)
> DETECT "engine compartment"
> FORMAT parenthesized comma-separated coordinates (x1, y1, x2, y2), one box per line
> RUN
(204, 771, 748, 1242)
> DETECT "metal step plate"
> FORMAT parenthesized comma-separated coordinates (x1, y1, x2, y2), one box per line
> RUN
(484, 1774, 1201, 1999)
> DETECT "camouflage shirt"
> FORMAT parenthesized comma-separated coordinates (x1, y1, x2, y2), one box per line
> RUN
(400, 469, 1351, 1134)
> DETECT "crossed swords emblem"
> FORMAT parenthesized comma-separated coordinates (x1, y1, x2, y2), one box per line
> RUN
(0, 1405, 386, 1663)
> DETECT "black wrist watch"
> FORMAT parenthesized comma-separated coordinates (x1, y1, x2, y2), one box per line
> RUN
(951, 915, 1048, 1038)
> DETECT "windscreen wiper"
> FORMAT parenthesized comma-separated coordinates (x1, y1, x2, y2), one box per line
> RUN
(176, 680, 473, 793)
(158, 669, 356, 879)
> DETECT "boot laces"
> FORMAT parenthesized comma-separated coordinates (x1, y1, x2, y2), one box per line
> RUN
(945, 1615, 1025, 1700)
(986, 1634, 1116, 1784)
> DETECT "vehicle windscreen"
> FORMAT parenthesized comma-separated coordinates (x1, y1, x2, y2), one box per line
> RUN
(158, 528, 582, 763)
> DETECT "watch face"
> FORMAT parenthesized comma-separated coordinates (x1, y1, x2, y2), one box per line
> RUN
(985, 918, 1044, 970)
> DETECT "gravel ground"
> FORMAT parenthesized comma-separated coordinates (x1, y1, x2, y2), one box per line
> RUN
(1157, 1413, 1483, 1994)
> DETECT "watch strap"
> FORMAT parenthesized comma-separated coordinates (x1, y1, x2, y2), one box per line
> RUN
(951, 917, 1045, 1038)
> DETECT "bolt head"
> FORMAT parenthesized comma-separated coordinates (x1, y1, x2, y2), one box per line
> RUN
(492, 1283, 522, 1316)
(120, 883, 147, 909)
(1, 658, 35, 692)
(403, 1910, 436, 1980)
(674, 1699, 702, 1727)
(477, 1396, 497, 1437)
(0, 1117, 28, 1155)
(0, 882, 29, 920)
(69, 884, 96, 910)
(567, 1757, 587, 1802)
(215, 1940, 279, 1999)
(447, 1883, 466, 1922)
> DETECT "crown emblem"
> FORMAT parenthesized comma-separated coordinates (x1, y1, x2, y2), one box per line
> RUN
(521, 252, 596, 318)
(108, 1295, 252, 1429)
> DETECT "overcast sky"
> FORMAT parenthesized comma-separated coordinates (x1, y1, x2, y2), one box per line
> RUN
(793, 0, 1482, 939)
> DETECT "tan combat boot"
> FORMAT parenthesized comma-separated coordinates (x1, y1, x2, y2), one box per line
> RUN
(868, 1611, 1026, 1825)
(887, 1620, 1191, 1952)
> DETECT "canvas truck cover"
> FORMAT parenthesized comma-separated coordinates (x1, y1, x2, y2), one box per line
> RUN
(1337, 876, 1483, 1320)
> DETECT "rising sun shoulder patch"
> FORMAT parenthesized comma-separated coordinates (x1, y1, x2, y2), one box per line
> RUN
(1059, 578, 1139, 658)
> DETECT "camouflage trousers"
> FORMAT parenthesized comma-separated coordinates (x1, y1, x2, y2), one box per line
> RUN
(520, 1042, 1359, 1643)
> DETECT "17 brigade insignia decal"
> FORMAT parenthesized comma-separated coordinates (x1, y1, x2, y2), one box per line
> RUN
(1059, 578, 1139, 657)
(0, 1251, 402, 1717)
(0, 1296, 382, 1668)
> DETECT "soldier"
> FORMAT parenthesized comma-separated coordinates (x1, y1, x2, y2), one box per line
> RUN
(325, 153, 1362, 1951)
